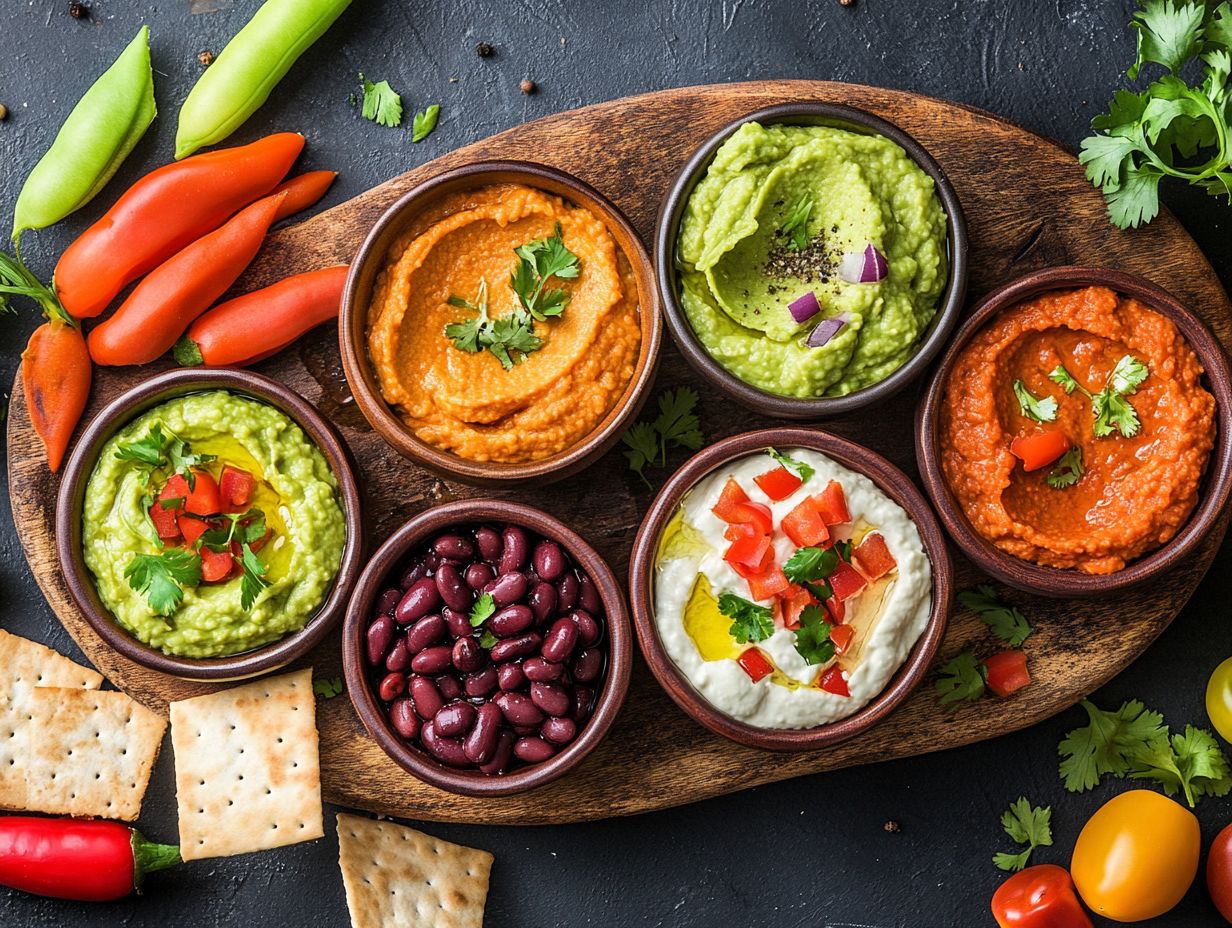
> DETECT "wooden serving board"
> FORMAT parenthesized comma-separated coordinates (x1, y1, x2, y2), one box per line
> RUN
(8, 81, 1232, 825)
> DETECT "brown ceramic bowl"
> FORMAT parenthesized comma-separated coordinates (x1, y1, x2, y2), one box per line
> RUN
(628, 428, 952, 752)
(916, 266, 1232, 597)
(655, 101, 968, 420)
(342, 499, 632, 797)
(55, 368, 365, 681)
(340, 160, 662, 486)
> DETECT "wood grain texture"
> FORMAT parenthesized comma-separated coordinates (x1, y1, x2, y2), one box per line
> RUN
(7, 81, 1231, 824)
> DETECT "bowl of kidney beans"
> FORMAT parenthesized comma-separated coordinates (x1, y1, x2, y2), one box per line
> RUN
(342, 499, 632, 796)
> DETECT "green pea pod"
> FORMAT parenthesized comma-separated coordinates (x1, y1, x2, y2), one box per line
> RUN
(174, 0, 352, 159)
(12, 26, 156, 243)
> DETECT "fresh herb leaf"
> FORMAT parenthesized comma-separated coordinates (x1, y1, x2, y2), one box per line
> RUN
(313, 677, 345, 699)
(793, 605, 835, 665)
(833, 539, 854, 562)
(158, 496, 186, 510)
(1129, 0, 1206, 78)
(359, 73, 402, 127)
(767, 447, 815, 482)
(1051, 356, 1149, 439)
(621, 422, 660, 488)
(992, 798, 1053, 872)
(1109, 353, 1150, 394)
(1047, 447, 1085, 489)
(958, 585, 1033, 648)
(935, 649, 987, 708)
(115, 423, 167, 466)
(167, 436, 215, 489)
(1128, 724, 1232, 807)
(479, 629, 498, 649)
(510, 222, 580, 321)
(124, 549, 201, 616)
(411, 104, 440, 142)
(719, 592, 774, 644)
(782, 546, 839, 585)
(137, 492, 162, 548)
(621, 388, 703, 487)
(781, 195, 814, 251)
(1049, 365, 1085, 396)
(1012, 380, 1058, 423)
(470, 592, 496, 627)
(238, 542, 270, 611)
(1058, 699, 1170, 792)
(444, 278, 542, 370)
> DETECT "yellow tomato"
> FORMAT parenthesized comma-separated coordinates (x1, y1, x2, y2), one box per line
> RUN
(1207, 657, 1232, 742)
(1071, 790, 1199, 922)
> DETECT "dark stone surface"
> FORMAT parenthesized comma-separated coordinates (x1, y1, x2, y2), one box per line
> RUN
(2, 1, 1231, 925)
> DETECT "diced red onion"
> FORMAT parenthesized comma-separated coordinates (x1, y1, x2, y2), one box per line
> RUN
(787, 291, 820, 324)
(837, 244, 888, 284)
(806, 313, 849, 348)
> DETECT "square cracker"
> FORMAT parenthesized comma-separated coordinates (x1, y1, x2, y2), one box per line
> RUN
(170, 668, 322, 860)
(336, 813, 493, 928)
(23, 687, 166, 821)
(0, 628, 103, 810)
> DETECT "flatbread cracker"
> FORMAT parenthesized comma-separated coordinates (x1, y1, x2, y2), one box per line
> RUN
(23, 687, 165, 821)
(170, 668, 323, 860)
(336, 813, 493, 928)
(0, 629, 103, 810)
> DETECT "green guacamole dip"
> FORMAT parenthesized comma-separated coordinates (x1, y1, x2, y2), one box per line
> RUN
(82, 391, 345, 658)
(677, 121, 948, 397)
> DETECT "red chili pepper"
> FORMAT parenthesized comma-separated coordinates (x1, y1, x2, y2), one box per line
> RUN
(55, 132, 304, 319)
(992, 864, 1093, 928)
(87, 191, 287, 366)
(175, 264, 348, 367)
(0, 817, 180, 902)
(269, 170, 337, 222)
(21, 319, 92, 472)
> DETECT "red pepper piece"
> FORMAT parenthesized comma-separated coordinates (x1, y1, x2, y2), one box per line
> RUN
(724, 533, 771, 570)
(818, 665, 850, 697)
(829, 561, 868, 602)
(200, 546, 234, 583)
(829, 624, 855, 655)
(853, 532, 897, 580)
(753, 465, 802, 501)
(711, 478, 750, 523)
(983, 649, 1032, 698)
(737, 649, 774, 683)
(812, 480, 851, 525)
(747, 567, 790, 602)
(781, 498, 829, 547)
(219, 465, 256, 510)
(1009, 430, 1070, 472)
(185, 469, 221, 516)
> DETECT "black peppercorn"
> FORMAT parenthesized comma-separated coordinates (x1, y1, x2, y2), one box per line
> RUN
(475, 42, 494, 58)
(68, 1, 88, 18)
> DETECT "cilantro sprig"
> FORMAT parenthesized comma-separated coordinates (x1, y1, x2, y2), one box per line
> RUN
(780, 195, 814, 251)
(1047, 447, 1085, 489)
(992, 798, 1053, 872)
(412, 104, 440, 142)
(793, 605, 835, 666)
(511, 222, 580, 321)
(1011, 380, 1058, 423)
(934, 649, 987, 708)
(358, 73, 402, 127)
(444, 279, 542, 370)
(718, 592, 773, 644)
(469, 592, 496, 628)
(958, 585, 1033, 648)
(767, 447, 815, 482)
(1050, 354, 1149, 438)
(622, 388, 704, 487)
(313, 677, 345, 699)
(114, 423, 217, 489)
(124, 549, 201, 616)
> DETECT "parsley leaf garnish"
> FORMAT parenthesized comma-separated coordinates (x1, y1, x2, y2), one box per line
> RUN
(238, 542, 270, 611)
(1011, 380, 1058, 423)
(958, 585, 1033, 648)
(444, 278, 543, 371)
(1051, 355, 1149, 438)
(1047, 447, 1085, 489)
(359, 73, 402, 127)
(935, 649, 987, 708)
(124, 549, 201, 616)
(470, 592, 496, 627)
(478, 629, 498, 649)
(114, 423, 215, 489)
(780, 195, 814, 251)
(511, 222, 580, 321)
(833, 539, 853, 562)
(793, 605, 835, 665)
(411, 104, 440, 142)
(767, 447, 815, 482)
(313, 677, 345, 699)
(621, 388, 703, 487)
(992, 798, 1053, 872)
(719, 592, 774, 644)
(1049, 365, 1082, 395)
(115, 423, 167, 466)
(782, 546, 839, 586)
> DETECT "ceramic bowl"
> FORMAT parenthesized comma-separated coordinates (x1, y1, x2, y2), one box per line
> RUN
(339, 160, 662, 486)
(654, 101, 968, 420)
(915, 266, 1232, 597)
(342, 499, 632, 796)
(627, 427, 952, 751)
(55, 368, 365, 681)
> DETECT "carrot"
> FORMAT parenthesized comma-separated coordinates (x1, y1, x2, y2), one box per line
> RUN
(22, 319, 92, 472)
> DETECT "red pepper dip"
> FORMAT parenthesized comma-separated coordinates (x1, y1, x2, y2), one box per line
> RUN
(939, 286, 1215, 574)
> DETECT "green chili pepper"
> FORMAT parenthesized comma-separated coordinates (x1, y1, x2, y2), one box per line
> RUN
(174, 0, 352, 160)
(12, 26, 155, 243)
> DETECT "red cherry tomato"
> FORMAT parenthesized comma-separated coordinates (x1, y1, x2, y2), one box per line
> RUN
(1207, 823, 1232, 923)
(992, 865, 1092, 928)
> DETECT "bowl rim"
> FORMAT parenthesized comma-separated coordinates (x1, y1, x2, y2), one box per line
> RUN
(653, 100, 969, 421)
(54, 367, 366, 681)
(339, 159, 662, 486)
(915, 265, 1232, 597)
(341, 498, 633, 797)
(626, 427, 953, 751)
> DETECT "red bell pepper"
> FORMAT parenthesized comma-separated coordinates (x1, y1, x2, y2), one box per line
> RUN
(781, 498, 829, 547)
(829, 624, 855, 655)
(779, 584, 814, 630)
(983, 650, 1032, 697)
(1010, 430, 1070, 472)
(724, 534, 771, 571)
(818, 666, 850, 697)
(737, 649, 774, 683)
(829, 561, 868, 602)
(729, 544, 775, 580)
(853, 532, 897, 580)
(711, 478, 750, 522)
(747, 567, 790, 601)
(178, 514, 211, 547)
(753, 465, 802, 501)
(991, 865, 1092, 928)
(185, 470, 222, 516)
(200, 546, 234, 583)
(824, 595, 845, 624)
(219, 465, 256, 510)
(813, 480, 851, 525)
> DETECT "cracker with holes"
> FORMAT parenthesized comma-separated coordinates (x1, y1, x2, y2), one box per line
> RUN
(0, 628, 103, 810)
(23, 687, 165, 820)
(336, 813, 493, 928)
(170, 668, 322, 860)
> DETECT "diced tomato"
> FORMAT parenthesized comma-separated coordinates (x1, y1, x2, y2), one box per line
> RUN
(781, 498, 829, 547)
(982, 649, 1031, 697)
(219, 465, 256, 510)
(200, 546, 234, 583)
(185, 469, 222, 516)
(738, 649, 774, 683)
(730, 501, 773, 536)
(178, 514, 211, 547)
(779, 584, 814, 630)
(247, 526, 273, 553)
(724, 534, 771, 570)
(1009, 430, 1070, 472)
(753, 465, 802, 501)
(853, 533, 897, 580)
(747, 567, 790, 601)
(729, 544, 775, 580)
(724, 522, 758, 542)
(711, 478, 751, 522)
(829, 561, 867, 602)
(829, 624, 855, 655)
(158, 473, 190, 505)
(824, 595, 845, 624)
(812, 480, 851, 525)
(818, 665, 850, 697)
(149, 499, 182, 542)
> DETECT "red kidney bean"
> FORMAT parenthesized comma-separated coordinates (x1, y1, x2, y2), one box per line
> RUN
(475, 526, 502, 562)
(523, 656, 563, 682)
(494, 691, 545, 726)
(434, 673, 463, 701)
(410, 645, 452, 674)
(498, 525, 529, 574)
(405, 614, 445, 654)
(384, 638, 410, 673)
(497, 662, 526, 692)
(442, 607, 472, 639)
(432, 533, 475, 561)
(532, 539, 567, 582)
(464, 666, 498, 698)
(396, 578, 441, 625)
(452, 636, 485, 673)
(389, 697, 421, 740)
(490, 632, 541, 663)
(366, 615, 395, 666)
(378, 672, 406, 702)
(434, 563, 472, 612)
(571, 648, 603, 683)
(434, 701, 477, 737)
(512, 723, 539, 736)
(556, 573, 579, 612)
(463, 703, 502, 764)
(489, 571, 528, 608)
(541, 715, 577, 745)
(568, 609, 601, 648)
(572, 685, 595, 724)
(377, 587, 401, 615)
(530, 681, 570, 717)
(489, 604, 534, 637)
(528, 581, 558, 624)
(578, 572, 602, 615)
(514, 736, 556, 764)
(464, 562, 495, 590)
(421, 720, 469, 767)
(409, 675, 444, 720)
(399, 559, 429, 590)
(542, 618, 579, 663)
(478, 731, 514, 774)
